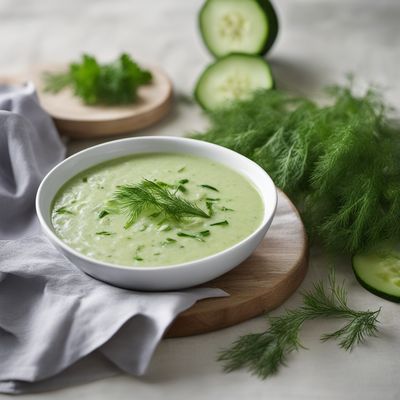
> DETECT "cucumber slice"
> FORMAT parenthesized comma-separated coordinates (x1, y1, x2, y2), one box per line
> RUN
(353, 242, 400, 302)
(199, 0, 278, 57)
(194, 53, 274, 110)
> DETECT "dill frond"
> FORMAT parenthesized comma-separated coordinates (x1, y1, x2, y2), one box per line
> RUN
(193, 83, 400, 253)
(218, 271, 380, 378)
(111, 179, 209, 228)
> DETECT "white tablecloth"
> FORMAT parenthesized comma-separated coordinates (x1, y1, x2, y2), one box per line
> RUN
(0, 0, 399, 398)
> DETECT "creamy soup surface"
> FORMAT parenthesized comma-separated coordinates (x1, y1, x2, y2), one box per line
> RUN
(52, 153, 264, 267)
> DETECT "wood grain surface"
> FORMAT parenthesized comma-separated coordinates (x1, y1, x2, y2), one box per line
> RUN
(167, 189, 308, 337)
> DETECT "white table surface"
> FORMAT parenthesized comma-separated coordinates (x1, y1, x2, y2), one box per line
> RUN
(1, 0, 399, 398)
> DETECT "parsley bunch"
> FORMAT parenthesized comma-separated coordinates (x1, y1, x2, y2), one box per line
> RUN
(43, 53, 152, 105)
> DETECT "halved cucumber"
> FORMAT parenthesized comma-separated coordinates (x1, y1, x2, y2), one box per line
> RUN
(353, 242, 400, 303)
(194, 53, 274, 110)
(199, 0, 279, 57)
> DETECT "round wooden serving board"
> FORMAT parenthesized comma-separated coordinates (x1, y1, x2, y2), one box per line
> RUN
(167, 190, 308, 337)
(2, 65, 173, 138)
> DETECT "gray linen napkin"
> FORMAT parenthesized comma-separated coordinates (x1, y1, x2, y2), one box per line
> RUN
(0, 82, 65, 239)
(0, 83, 226, 394)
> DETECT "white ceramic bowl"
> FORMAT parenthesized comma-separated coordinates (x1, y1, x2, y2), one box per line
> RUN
(36, 137, 277, 291)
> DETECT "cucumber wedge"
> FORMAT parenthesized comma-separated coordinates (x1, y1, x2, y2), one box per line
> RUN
(194, 53, 274, 110)
(199, 0, 279, 57)
(353, 242, 400, 303)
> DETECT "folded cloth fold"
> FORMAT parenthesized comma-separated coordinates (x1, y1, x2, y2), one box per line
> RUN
(0, 82, 66, 239)
(0, 83, 226, 394)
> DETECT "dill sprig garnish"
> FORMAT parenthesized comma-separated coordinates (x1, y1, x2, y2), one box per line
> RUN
(218, 271, 380, 379)
(193, 81, 400, 254)
(111, 179, 210, 228)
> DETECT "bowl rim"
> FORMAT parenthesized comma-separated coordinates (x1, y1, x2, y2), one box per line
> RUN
(36, 136, 277, 272)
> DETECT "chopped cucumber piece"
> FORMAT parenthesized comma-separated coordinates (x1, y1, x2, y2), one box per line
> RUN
(199, 0, 278, 57)
(353, 242, 400, 303)
(194, 53, 274, 110)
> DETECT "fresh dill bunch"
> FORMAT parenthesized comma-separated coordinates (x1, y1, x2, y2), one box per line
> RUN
(111, 179, 209, 228)
(192, 83, 400, 253)
(218, 271, 380, 379)
(43, 53, 152, 105)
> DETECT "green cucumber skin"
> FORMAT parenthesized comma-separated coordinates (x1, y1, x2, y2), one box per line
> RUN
(194, 53, 275, 111)
(258, 0, 279, 54)
(199, 0, 279, 58)
(352, 256, 400, 303)
(198, 0, 216, 57)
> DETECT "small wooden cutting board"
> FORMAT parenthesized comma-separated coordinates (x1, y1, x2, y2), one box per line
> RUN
(167, 189, 308, 337)
(1, 64, 173, 138)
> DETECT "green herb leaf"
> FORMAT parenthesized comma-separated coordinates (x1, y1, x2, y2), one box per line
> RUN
(159, 224, 172, 232)
(176, 184, 187, 193)
(98, 210, 109, 219)
(96, 231, 113, 236)
(177, 232, 197, 239)
(206, 201, 214, 216)
(210, 220, 229, 226)
(162, 237, 177, 245)
(218, 271, 380, 379)
(200, 184, 219, 192)
(111, 179, 210, 229)
(43, 53, 152, 105)
(55, 206, 74, 215)
(177, 230, 210, 241)
(157, 179, 188, 193)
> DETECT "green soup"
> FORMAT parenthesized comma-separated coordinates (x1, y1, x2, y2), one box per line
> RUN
(51, 153, 264, 266)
